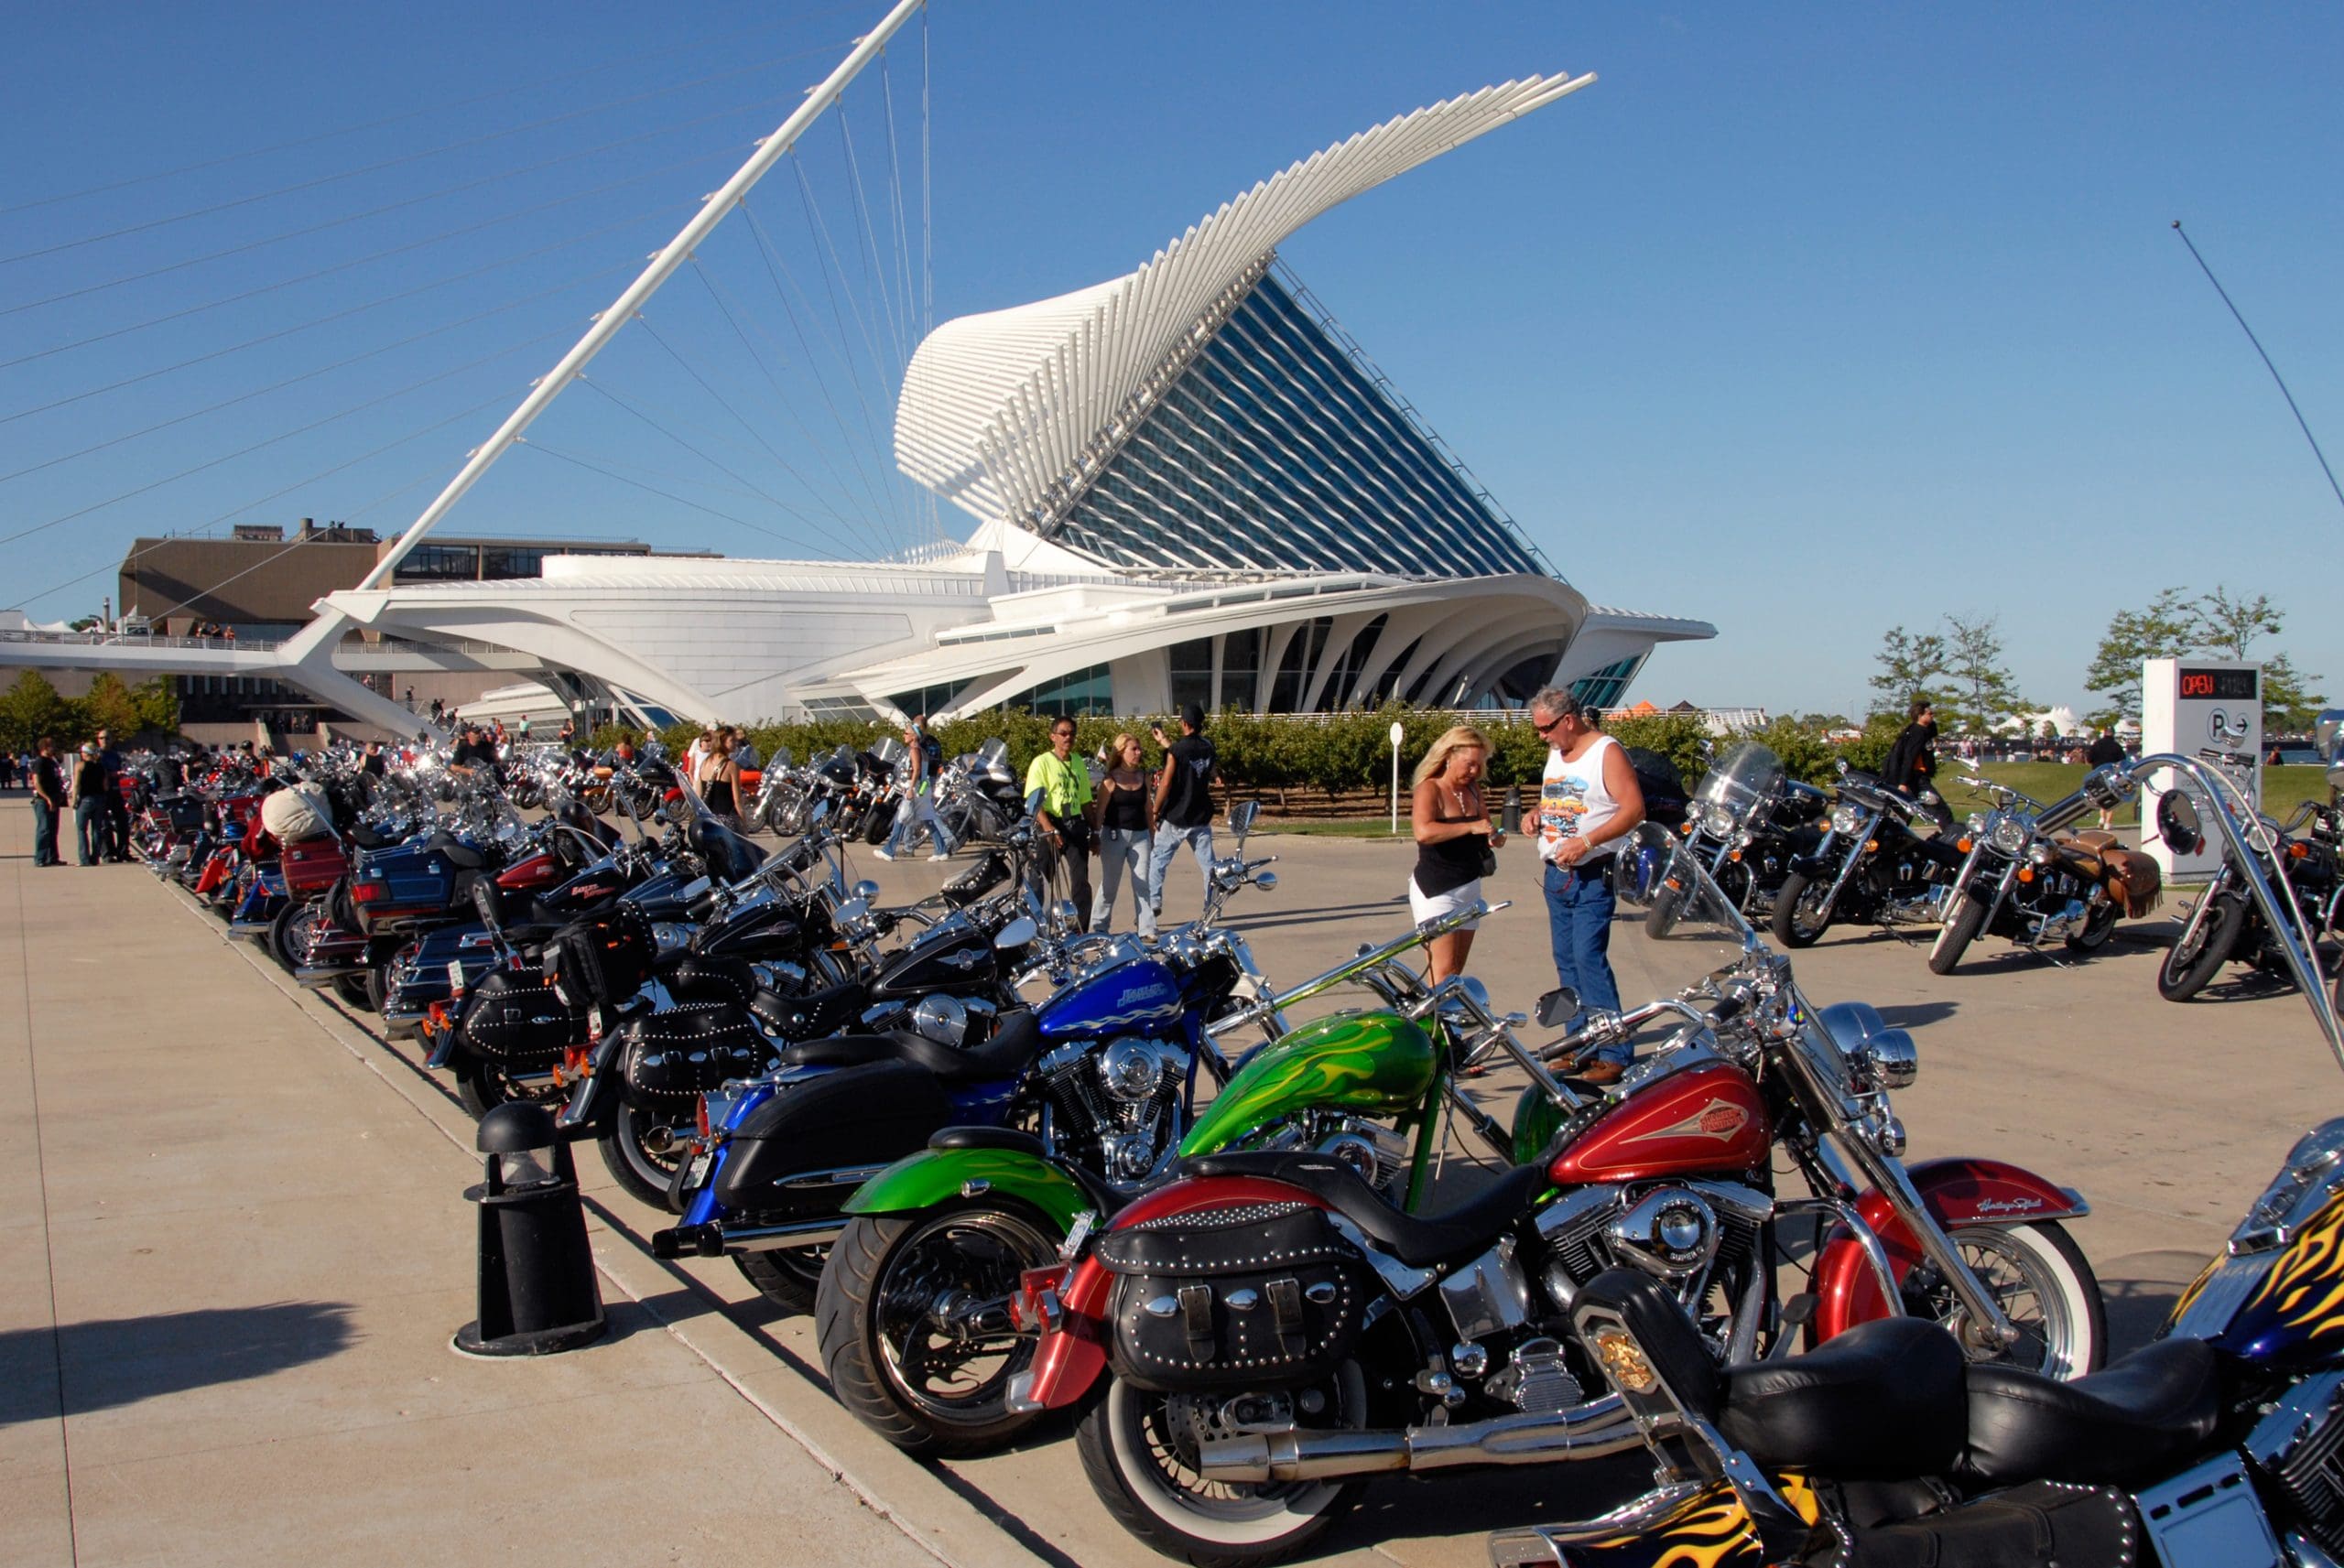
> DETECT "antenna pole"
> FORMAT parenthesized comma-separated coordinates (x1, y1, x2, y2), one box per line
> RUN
(2172, 219, 2344, 517)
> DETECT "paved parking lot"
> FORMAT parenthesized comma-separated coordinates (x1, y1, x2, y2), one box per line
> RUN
(5, 805, 2335, 1566)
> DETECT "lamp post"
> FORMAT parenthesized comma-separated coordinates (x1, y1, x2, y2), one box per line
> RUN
(1389, 720, 1405, 834)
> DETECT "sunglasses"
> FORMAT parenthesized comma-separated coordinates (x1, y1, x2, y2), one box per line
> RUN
(1534, 714, 1570, 735)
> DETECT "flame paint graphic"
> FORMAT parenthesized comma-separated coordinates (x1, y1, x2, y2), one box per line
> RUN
(1585, 1476, 1819, 1568)
(2241, 1193, 2344, 1347)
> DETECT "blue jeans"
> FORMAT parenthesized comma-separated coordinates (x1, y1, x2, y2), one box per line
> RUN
(1148, 823, 1215, 915)
(1544, 860, 1623, 1061)
(31, 797, 60, 865)
(74, 799, 103, 866)
(884, 791, 949, 858)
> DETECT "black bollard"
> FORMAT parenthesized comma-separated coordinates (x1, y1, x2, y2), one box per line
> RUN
(1502, 784, 1523, 836)
(454, 1101, 607, 1357)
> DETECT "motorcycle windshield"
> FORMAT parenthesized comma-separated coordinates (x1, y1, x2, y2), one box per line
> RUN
(1692, 742, 1785, 816)
(1612, 820, 1763, 1000)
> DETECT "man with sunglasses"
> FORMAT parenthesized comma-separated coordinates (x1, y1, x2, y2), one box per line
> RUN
(1529, 688, 1644, 1085)
(1026, 717, 1096, 926)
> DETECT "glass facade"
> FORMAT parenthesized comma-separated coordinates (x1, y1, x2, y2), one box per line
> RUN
(1046, 274, 1547, 579)
(1167, 637, 1215, 717)
(884, 681, 970, 721)
(1006, 664, 1113, 718)
(1219, 627, 1261, 712)
(1569, 655, 1647, 714)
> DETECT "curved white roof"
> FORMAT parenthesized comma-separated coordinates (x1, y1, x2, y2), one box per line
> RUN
(895, 71, 1595, 533)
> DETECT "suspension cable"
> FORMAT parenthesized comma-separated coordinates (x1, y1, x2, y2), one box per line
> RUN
(577, 373, 849, 538)
(520, 440, 846, 561)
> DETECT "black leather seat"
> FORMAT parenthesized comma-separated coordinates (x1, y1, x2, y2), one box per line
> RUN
(1718, 1317, 1970, 1480)
(777, 1008, 1042, 1084)
(1177, 1151, 1548, 1269)
(663, 954, 758, 1008)
(1959, 1337, 2222, 1487)
(761, 978, 870, 1042)
(346, 823, 393, 849)
(431, 832, 486, 871)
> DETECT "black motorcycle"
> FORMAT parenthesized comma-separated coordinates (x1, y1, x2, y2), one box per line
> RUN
(1770, 761, 1965, 948)
(2159, 780, 2342, 1001)
(1928, 773, 2163, 975)
(1653, 740, 1826, 934)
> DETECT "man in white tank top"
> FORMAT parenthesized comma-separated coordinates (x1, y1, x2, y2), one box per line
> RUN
(1529, 687, 1646, 1086)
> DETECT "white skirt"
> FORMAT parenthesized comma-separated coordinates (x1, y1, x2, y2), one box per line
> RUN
(1409, 874, 1483, 931)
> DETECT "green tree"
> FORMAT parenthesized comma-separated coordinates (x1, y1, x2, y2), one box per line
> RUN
(1938, 613, 2027, 739)
(80, 673, 144, 739)
(1868, 625, 1948, 716)
(2191, 586, 2323, 730)
(2083, 588, 2198, 727)
(0, 670, 76, 751)
(130, 675, 181, 737)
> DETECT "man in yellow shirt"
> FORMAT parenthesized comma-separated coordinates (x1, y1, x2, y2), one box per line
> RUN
(1025, 717, 1095, 928)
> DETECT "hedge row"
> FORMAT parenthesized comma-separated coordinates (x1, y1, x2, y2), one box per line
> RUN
(591, 704, 1912, 805)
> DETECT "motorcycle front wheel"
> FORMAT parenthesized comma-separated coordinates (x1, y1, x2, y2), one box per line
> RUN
(1927, 889, 1990, 976)
(2158, 890, 2247, 1001)
(1076, 1362, 1369, 1568)
(1770, 871, 1836, 948)
(268, 901, 312, 974)
(818, 1205, 1060, 1457)
(1912, 1220, 2104, 1379)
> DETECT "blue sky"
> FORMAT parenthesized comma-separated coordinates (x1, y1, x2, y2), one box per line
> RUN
(3, 2, 2339, 718)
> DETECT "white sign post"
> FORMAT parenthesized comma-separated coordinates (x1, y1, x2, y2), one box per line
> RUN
(2140, 656, 2262, 881)
(1390, 721, 1405, 834)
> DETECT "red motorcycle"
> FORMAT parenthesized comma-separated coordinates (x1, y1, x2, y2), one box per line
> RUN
(1004, 821, 2099, 1567)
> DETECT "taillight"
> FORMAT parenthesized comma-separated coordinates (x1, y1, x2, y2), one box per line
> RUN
(694, 1096, 711, 1140)
(1009, 1263, 1073, 1332)
(352, 881, 385, 903)
(564, 1045, 591, 1075)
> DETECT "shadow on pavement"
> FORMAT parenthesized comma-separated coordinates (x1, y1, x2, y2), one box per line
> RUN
(1873, 1000, 1959, 1030)
(2098, 1249, 2207, 1356)
(0, 1302, 357, 1426)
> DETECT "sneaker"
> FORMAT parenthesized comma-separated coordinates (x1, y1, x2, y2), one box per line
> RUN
(928, 852, 950, 862)
(871, 848, 895, 862)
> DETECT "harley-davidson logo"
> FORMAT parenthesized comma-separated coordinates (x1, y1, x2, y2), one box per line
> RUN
(1623, 1097, 1752, 1146)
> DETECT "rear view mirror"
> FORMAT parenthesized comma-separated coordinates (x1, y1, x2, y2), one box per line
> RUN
(1536, 988, 1580, 1029)
(993, 914, 1038, 951)
(2156, 789, 2205, 857)
(1229, 800, 1260, 838)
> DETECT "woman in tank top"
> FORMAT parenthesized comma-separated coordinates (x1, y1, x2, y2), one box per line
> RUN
(1091, 732, 1156, 935)
(697, 730, 743, 827)
(1410, 725, 1503, 984)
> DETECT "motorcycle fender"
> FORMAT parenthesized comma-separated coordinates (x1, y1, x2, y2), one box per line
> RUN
(1787, 851, 1832, 880)
(843, 1147, 1093, 1232)
(1812, 1157, 2089, 1339)
(1018, 1173, 1332, 1411)
(424, 1031, 464, 1071)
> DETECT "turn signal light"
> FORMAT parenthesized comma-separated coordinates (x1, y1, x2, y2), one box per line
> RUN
(1957, 838, 1973, 853)
(1728, 849, 1743, 862)
(352, 881, 385, 903)
(2017, 867, 2035, 883)
(2290, 842, 2310, 860)
(695, 1095, 711, 1140)
(1865, 840, 1880, 854)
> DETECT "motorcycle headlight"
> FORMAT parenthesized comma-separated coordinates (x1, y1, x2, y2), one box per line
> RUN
(1989, 816, 2031, 856)
(1699, 803, 1735, 838)
(1829, 804, 1864, 836)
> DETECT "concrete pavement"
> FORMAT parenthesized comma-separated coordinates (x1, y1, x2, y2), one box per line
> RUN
(5, 803, 2338, 1566)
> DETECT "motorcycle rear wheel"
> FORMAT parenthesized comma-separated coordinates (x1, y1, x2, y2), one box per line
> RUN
(1076, 1363, 1368, 1568)
(333, 974, 374, 1011)
(599, 1103, 685, 1210)
(2158, 890, 2247, 1001)
(2065, 898, 2121, 954)
(818, 1205, 1061, 1457)
(1927, 890, 1990, 976)
(1770, 871, 1834, 948)
(268, 901, 311, 974)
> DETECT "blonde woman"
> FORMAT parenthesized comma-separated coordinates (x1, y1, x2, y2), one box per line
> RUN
(1091, 732, 1157, 935)
(1410, 725, 1502, 983)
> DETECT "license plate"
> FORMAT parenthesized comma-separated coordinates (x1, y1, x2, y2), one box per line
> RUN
(682, 1152, 713, 1191)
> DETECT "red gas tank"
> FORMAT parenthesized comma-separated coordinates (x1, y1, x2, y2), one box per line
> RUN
(496, 850, 559, 892)
(1547, 1060, 1771, 1185)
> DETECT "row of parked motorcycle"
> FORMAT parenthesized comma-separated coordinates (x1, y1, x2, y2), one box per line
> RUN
(118, 720, 2344, 1566)
(1658, 727, 2344, 1002)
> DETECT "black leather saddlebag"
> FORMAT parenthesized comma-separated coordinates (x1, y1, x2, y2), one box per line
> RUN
(1799, 1478, 2139, 1568)
(618, 1000, 767, 1108)
(1097, 1202, 1362, 1391)
(461, 968, 584, 1068)
(546, 904, 654, 1009)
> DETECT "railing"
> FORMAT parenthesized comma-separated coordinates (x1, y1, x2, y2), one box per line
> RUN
(0, 629, 283, 652)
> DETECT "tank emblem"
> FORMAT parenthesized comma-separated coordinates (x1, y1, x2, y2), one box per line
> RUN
(1622, 1098, 1751, 1146)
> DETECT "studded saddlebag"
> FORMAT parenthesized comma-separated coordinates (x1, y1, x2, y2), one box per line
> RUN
(1096, 1202, 1363, 1391)
(617, 1000, 768, 1108)
(461, 968, 584, 1068)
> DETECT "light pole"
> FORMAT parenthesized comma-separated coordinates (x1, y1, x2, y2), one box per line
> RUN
(1389, 719, 1405, 834)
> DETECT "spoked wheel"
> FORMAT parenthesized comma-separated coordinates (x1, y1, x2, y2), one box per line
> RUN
(1077, 1362, 1369, 1568)
(819, 1206, 1060, 1456)
(2065, 896, 2121, 954)
(268, 901, 313, 974)
(1770, 871, 1835, 948)
(450, 1054, 564, 1120)
(2159, 890, 2247, 1000)
(599, 1102, 686, 1210)
(1903, 1220, 2104, 1379)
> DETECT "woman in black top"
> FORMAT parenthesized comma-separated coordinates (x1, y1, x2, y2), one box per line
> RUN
(1091, 732, 1157, 935)
(1410, 725, 1503, 983)
(698, 730, 743, 826)
(71, 742, 108, 867)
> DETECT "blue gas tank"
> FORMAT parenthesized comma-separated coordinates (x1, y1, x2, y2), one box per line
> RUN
(1037, 952, 1188, 1039)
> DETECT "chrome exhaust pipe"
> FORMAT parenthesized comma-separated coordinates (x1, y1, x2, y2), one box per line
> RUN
(1199, 1395, 1637, 1483)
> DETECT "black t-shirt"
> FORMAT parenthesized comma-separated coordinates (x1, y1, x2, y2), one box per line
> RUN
(2085, 735, 2125, 768)
(1160, 734, 1216, 828)
(32, 756, 62, 803)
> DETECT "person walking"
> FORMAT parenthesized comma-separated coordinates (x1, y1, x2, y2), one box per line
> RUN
(1026, 717, 1095, 925)
(1091, 732, 1156, 935)
(1531, 688, 1644, 1085)
(70, 741, 108, 867)
(877, 717, 950, 861)
(2085, 730, 2127, 829)
(1883, 698, 1947, 825)
(29, 737, 63, 867)
(1148, 703, 1217, 923)
(1410, 725, 1500, 984)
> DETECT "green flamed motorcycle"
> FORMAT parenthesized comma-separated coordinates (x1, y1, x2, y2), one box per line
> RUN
(812, 903, 1556, 1455)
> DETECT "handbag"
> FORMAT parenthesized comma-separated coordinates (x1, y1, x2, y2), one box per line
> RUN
(1476, 833, 1499, 881)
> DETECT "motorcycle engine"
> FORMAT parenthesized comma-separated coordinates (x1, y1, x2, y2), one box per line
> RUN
(1035, 1038, 1185, 1185)
(1537, 1182, 1763, 1307)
